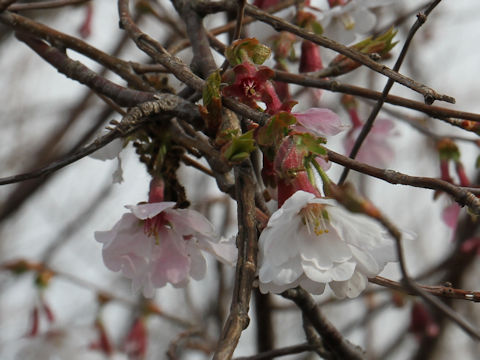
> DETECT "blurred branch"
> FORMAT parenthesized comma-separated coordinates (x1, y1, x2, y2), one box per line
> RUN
(0, 95, 201, 186)
(233, 342, 318, 360)
(282, 287, 366, 360)
(0, 258, 193, 328)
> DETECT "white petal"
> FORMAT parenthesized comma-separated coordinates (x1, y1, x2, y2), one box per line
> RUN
(126, 202, 176, 220)
(297, 226, 352, 269)
(260, 216, 303, 266)
(351, 8, 376, 33)
(90, 138, 123, 160)
(187, 245, 207, 281)
(329, 271, 368, 298)
(300, 276, 326, 295)
(259, 255, 303, 285)
(197, 236, 237, 266)
(112, 156, 124, 184)
(302, 259, 355, 282)
(166, 208, 216, 238)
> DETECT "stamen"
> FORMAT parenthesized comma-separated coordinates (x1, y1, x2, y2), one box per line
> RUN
(242, 79, 257, 97)
(340, 13, 355, 30)
(301, 204, 330, 236)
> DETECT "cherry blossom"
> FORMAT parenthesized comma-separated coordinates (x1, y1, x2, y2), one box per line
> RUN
(95, 202, 237, 298)
(258, 191, 396, 298)
(308, 0, 394, 44)
(293, 107, 348, 137)
(222, 61, 287, 114)
(344, 118, 397, 168)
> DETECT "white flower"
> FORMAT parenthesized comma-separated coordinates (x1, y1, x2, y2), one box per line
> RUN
(258, 191, 396, 298)
(309, 0, 395, 44)
(95, 202, 237, 298)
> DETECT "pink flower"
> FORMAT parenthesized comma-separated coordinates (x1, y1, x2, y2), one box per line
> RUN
(410, 301, 439, 340)
(344, 118, 397, 168)
(442, 202, 461, 230)
(222, 61, 285, 114)
(95, 203, 237, 298)
(293, 108, 348, 137)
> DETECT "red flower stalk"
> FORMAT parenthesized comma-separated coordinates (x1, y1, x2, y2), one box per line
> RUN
(78, 3, 94, 39)
(124, 318, 148, 360)
(299, 41, 324, 73)
(253, 0, 280, 9)
(455, 161, 470, 187)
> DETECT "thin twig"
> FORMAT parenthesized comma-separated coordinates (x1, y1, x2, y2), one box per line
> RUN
(0, 96, 201, 186)
(326, 149, 480, 214)
(242, 3, 455, 104)
(369, 276, 480, 303)
(339, 0, 444, 185)
(233, 342, 317, 360)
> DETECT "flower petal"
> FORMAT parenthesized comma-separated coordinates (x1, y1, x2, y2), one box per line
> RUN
(126, 202, 176, 220)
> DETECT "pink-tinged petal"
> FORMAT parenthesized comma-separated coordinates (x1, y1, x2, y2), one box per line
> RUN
(126, 202, 176, 220)
(165, 208, 216, 238)
(150, 228, 191, 287)
(315, 155, 331, 171)
(344, 119, 397, 167)
(373, 118, 396, 133)
(196, 236, 238, 266)
(95, 214, 151, 275)
(293, 108, 348, 136)
(442, 203, 461, 229)
(185, 245, 207, 280)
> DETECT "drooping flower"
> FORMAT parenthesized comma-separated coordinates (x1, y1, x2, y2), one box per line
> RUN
(95, 184, 236, 298)
(258, 190, 396, 298)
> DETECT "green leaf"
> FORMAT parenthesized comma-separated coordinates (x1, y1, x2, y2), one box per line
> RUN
(294, 133, 327, 156)
(256, 112, 297, 147)
(225, 38, 271, 66)
(311, 21, 323, 35)
(222, 129, 256, 163)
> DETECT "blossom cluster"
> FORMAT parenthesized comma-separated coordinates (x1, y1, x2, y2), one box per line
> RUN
(94, 0, 400, 300)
